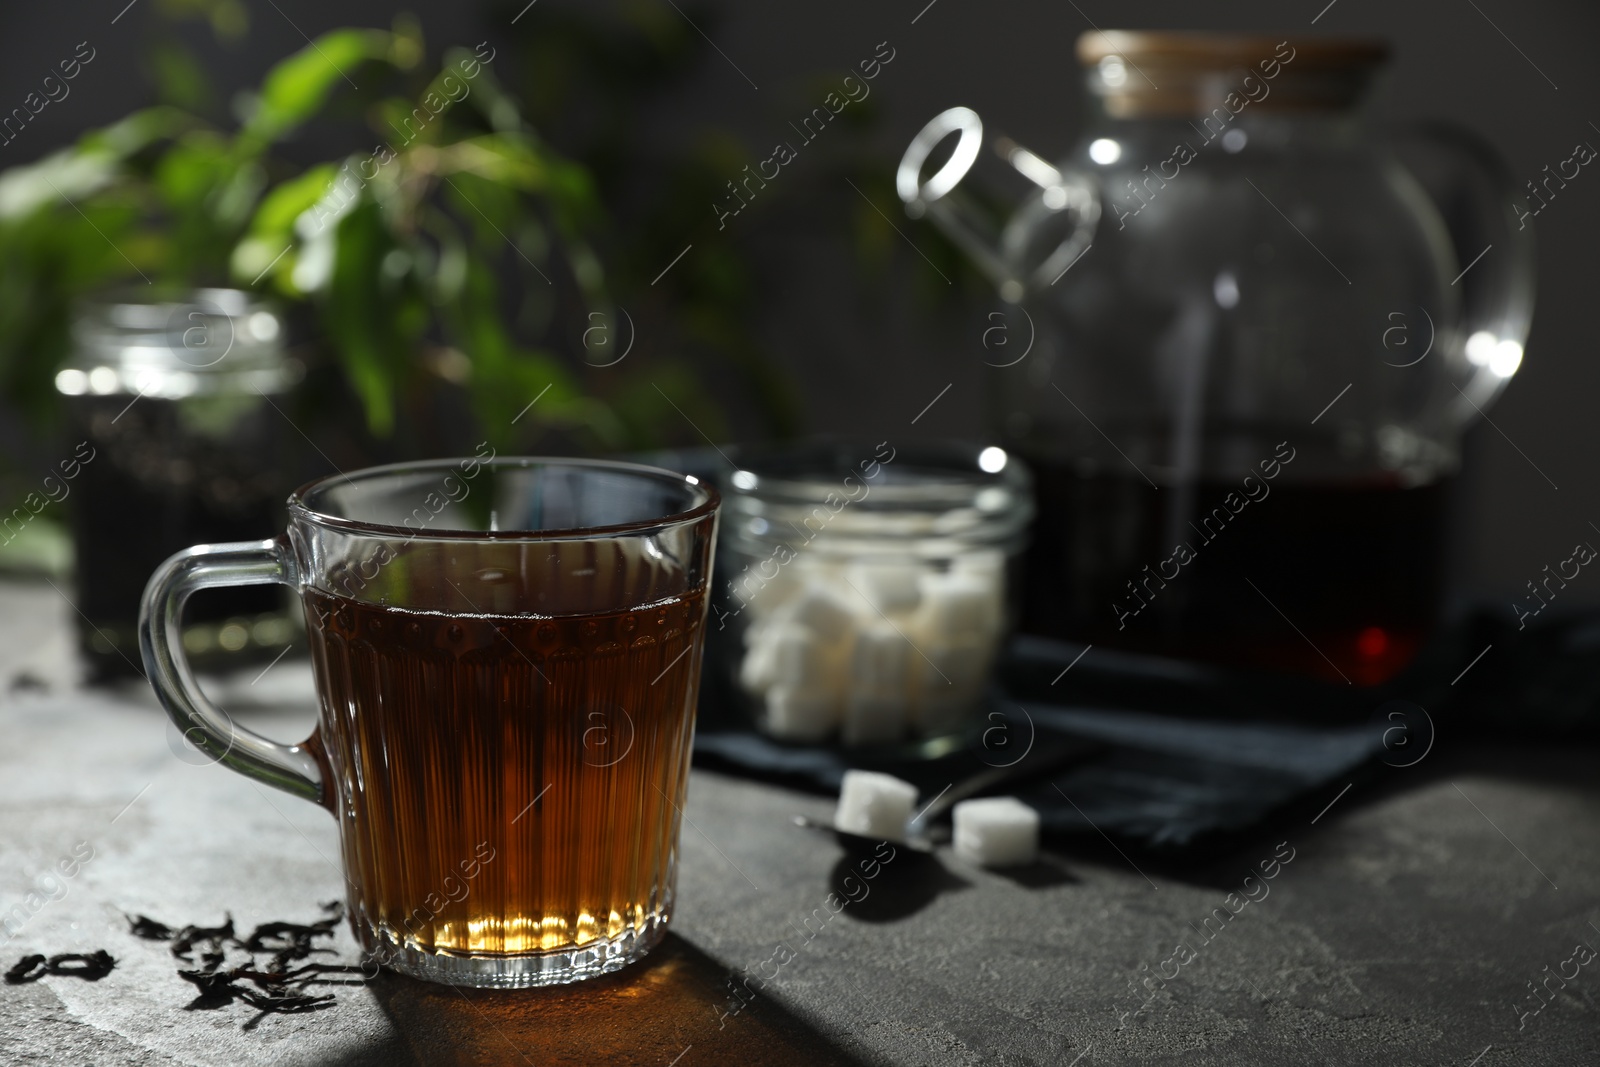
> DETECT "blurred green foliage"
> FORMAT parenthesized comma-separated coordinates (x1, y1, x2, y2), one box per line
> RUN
(502, 1, 983, 444)
(0, 12, 686, 454)
(504, 1, 795, 445)
(0, 1, 967, 470)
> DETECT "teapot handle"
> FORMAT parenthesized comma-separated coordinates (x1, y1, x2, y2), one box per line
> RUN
(898, 107, 1100, 302)
(1392, 121, 1536, 424)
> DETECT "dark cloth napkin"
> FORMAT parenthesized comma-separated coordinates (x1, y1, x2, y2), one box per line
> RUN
(691, 608, 1600, 855)
(638, 447, 1600, 853)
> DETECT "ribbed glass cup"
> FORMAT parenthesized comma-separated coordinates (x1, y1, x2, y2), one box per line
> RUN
(141, 457, 719, 987)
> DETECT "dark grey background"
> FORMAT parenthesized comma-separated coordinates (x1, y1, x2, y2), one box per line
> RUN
(2, 0, 1596, 608)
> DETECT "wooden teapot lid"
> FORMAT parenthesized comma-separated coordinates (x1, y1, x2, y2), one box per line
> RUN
(1076, 31, 1391, 118)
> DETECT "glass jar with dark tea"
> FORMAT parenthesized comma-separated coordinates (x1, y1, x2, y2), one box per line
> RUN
(139, 458, 720, 987)
(897, 33, 1535, 684)
(56, 289, 300, 678)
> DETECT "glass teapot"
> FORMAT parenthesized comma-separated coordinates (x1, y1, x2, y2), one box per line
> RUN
(897, 32, 1535, 685)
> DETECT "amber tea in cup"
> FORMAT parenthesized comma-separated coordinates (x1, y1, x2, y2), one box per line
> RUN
(141, 457, 719, 987)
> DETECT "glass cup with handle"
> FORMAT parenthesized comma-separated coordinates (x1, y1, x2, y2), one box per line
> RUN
(140, 456, 720, 987)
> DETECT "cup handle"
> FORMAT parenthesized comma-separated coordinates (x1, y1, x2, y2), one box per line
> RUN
(138, 538, 324, 805)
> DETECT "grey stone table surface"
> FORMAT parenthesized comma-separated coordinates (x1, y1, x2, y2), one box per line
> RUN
(2, 578, 1599, 1066)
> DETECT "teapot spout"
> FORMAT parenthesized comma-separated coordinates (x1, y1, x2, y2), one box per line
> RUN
(897, 107, 1099, 302)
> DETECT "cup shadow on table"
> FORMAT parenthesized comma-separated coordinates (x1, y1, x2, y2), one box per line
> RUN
(344, 933, 870, 1067)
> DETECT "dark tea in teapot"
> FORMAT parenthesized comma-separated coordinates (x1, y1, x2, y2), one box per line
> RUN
(1023, 453, 1445, 685)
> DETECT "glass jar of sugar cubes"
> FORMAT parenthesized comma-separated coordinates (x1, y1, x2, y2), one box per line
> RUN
(715, 441, 1034, 753)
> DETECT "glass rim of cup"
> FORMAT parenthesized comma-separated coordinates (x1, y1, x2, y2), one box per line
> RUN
(287, 455, 720, 543)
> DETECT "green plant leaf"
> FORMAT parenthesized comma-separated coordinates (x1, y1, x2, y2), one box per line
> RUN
(0, 149, 116, 221)
(212, 158, 266, 230)
(249, 163, 338, 236)
(241, 29, 389, 148)
(232, 162, 338, 290)
(320, 199, 423, 435)
(444, 135, 604, 238)
(80, 105, 196, 157)
(154, 131, 228, 207)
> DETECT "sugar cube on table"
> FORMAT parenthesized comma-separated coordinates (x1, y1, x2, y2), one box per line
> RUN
(763, 686, 840, 742)
(834, 770, 919, 841)
(951, 796, 1040, 867)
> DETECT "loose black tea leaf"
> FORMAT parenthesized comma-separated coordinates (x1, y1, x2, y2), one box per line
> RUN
(4, 954, 46, 984)
(125, 914, 175, 940)
(177, 967, 234, 993)
(49, 951, 116, 980)
(5, 951, 115, 983)
(241, 901, 343, 971)
(132, 902, 356, 1026)
(241, 901, 344, 951)
(240, 922, 303, 951)
(170, 916, 235, 960)
(178, 966, 247, 1011)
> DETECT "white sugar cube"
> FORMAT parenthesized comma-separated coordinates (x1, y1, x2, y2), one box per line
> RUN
(841, 622, 911, 744)
(775, 581, 856, 634)
(740, 568, 803, 619)
(919, 570, 1003, 641)
(952, 796, 1040, 867)
(742, 621, 842, 695)
(739, 624, 779, 692)
(845, 561, 923, 614)
(763, 686, 839, 741)
(766, 623, 835, 690)
(834, 770, 918, 840)
(849, 621, 911, 691)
